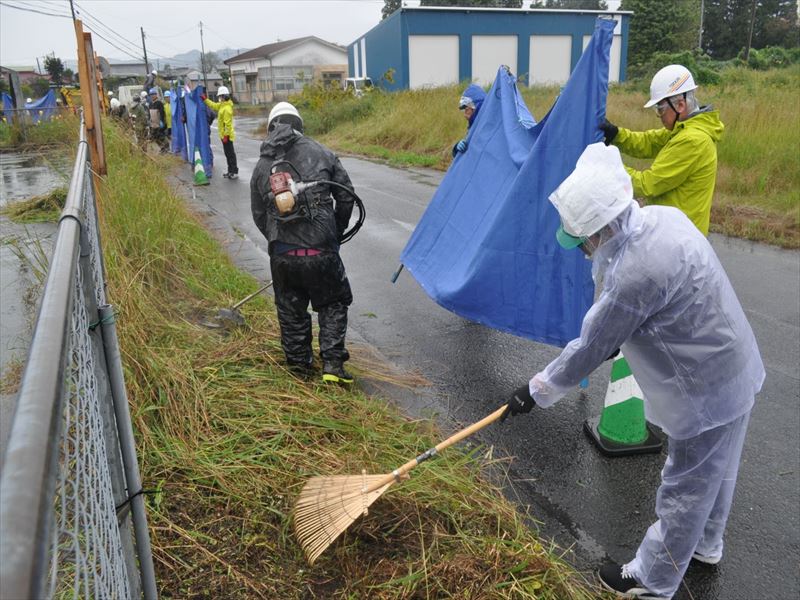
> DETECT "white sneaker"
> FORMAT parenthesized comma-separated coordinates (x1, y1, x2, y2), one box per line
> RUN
(692, 551, 721, 565)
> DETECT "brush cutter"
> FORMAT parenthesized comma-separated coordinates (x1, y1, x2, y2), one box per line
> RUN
(201, 281, 273, 328)
(293, 405, 508, 564)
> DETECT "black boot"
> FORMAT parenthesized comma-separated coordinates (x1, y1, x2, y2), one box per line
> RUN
(322, 361, 353, 384)
(287, 360, 315, 380)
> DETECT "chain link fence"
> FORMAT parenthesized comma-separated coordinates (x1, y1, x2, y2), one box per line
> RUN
(0, 115, 157, 599)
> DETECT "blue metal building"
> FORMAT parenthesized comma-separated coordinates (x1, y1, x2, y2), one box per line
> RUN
(348, 6, 631, 90)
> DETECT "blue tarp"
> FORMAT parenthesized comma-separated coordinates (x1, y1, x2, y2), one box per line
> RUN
(170, 88, 188, 160)
(183, 85, 213, 175)
(24, 89, 57, 123)
(1, 92, 14, 123)
(400, 18, 614, 347)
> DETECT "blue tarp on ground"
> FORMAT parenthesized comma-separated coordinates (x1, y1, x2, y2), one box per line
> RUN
(183, 85, 213, 175)
(400, 18, 614, 348)
(24, 89, 57, 123)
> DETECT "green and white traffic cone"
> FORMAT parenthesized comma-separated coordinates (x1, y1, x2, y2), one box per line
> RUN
(193, 148, 209, 186)
(584, 351, 662, 456)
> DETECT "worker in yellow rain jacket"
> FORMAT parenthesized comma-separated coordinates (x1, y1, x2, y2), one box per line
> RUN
(600, 64, 724, 236)
(202, 85, 238, 179)
(163, 90, 172, 139)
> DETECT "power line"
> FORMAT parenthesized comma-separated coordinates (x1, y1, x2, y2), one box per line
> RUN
(0, 1, 71, 18)
(73, 1, 143, 55)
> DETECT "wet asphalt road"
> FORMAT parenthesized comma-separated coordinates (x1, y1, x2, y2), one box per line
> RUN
(189, 119, 800, 599)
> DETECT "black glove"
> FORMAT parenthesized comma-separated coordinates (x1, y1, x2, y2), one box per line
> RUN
(599, 119, 618, 146)
(606, 348, 621, 361)
(501, 384, 536, 422)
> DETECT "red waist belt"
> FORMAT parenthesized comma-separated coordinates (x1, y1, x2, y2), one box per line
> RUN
(285, 248, 322, 256)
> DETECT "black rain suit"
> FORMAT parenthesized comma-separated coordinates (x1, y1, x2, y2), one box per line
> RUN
(250, 123, 355, 368)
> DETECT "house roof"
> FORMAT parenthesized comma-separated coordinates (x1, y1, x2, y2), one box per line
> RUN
(186, 70, 223, 81)
(224, 36, 345, 65)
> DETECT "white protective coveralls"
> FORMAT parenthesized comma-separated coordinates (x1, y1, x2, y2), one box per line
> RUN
(531, 202, 765, 598)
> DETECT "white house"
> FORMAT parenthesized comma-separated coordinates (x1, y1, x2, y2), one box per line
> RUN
(224, 36, 347, 104)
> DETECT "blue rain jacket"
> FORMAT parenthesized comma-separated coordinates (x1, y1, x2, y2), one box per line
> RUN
(400, 18, 614, 347)
(170, 88, 188, 160)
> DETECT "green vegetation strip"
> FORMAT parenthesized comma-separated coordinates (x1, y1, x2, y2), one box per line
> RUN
(88, 119, 602, 598)
(286, 65, 799, 249)
(1, 187, 67, 223)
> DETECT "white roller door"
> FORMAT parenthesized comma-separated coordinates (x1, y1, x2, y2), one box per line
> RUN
(408, 35, 459, 89)
(529, 35, 572, 85)
(471, 35, 517, 86)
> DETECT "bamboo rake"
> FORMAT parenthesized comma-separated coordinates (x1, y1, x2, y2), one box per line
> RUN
(293, 405, 508, 564)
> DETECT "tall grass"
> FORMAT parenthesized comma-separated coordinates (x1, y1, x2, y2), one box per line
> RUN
(306, 66, 799, 247)
(90, 120, 604, 598)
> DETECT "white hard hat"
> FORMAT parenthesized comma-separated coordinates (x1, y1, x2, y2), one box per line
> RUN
(107, 90, 114, 96)
(152, 70, 157, 75)
(268, 101, 302, 127)
(140, 91, 148, 98)
(549, 143, 633, 248)
(26, 97, 32, 103)
(110, 97, 120, 108)
(216, 85, 230, 96)
(644, 64, 697, 108)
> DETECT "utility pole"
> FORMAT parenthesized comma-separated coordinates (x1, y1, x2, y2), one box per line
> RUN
(36, 57, 42, 75)
(141, 27, 149, 75)
(68, 0, 76, 21)
(745, 0, 757, 61)
(199, 21, 209, 91)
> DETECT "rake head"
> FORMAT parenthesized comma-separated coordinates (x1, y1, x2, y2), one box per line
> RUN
(293, 472, 393, 564)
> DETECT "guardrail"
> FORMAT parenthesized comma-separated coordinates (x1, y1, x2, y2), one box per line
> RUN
(0, 114, 157, 599)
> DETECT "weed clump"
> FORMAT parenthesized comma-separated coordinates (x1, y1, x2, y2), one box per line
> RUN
(1, 187, 67, 223)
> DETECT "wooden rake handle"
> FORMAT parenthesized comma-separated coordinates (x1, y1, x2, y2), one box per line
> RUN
(364, 405, 508, 493)
(232, 281, 273, 310)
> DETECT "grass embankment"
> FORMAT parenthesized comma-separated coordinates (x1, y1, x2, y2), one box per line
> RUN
(85, 120, 602, 598)
(286, 66, 799, 248)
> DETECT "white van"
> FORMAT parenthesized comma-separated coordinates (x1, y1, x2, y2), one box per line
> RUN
(343, 77, 373, 97)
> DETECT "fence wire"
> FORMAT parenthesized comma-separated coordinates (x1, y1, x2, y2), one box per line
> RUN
(0, 115, 156, 599)
(47, 262, 131, 599)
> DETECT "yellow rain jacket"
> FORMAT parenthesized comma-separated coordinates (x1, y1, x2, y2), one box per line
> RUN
(613, 109, 724, 235)
(164, 101, 172, 129)
(203, 97, 235, 141)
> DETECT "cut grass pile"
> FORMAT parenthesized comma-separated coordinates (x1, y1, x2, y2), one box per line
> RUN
(289, 66, 799, 248)
(1, 187, 67, 223)
(93, 120, 604, 598)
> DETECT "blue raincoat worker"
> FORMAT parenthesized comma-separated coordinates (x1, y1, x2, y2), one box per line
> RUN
(502, 143, 764, 599)
(451, 83, 486, 157)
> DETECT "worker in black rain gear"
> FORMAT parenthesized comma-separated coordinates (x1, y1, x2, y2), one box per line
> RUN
(250, 102, 356, 384)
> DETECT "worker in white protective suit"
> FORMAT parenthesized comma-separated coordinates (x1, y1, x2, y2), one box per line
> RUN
(502, 142, 765, 599)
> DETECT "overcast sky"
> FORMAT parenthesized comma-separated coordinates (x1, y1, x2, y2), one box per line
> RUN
(0, 0, 387, 68)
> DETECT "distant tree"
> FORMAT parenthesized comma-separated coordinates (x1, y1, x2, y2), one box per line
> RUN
(200, 51, 221, 72)
(702, 0, 799, 59)
(530, 0, 607, 8)
(420, 0, 524, 7)
(382, 0, 402, 18)
(63, 67, 74, 83)
(44, 56, 65, 86)
(29, 77, 51, 97)
(620, 0, 701, 65)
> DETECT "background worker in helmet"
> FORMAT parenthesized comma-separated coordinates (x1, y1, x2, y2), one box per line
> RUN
(202, 85, 237, 178)
(130, 95, 148, 151)
(163, 90, 172, 139)
(503, 143, 764, 600)
(250, 102, 356, 384)
(148, 87, 167, 152)
(143, 69, 157, 92)
(599, 64, 724, 235)
(452, 83, 486, 157)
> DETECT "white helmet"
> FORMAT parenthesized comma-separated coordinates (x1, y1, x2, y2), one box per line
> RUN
(110, 97, 120, 109)
(216, 85, 230, 96)
(26, 97, 32, 103)
(107, 90, 114, 97)
(644, 64, 697, 108)
(151, 70, 157, 75)
(268, 101, 302, 128)
(549, 143, 633, 247)
(140, 91, 148, 98)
